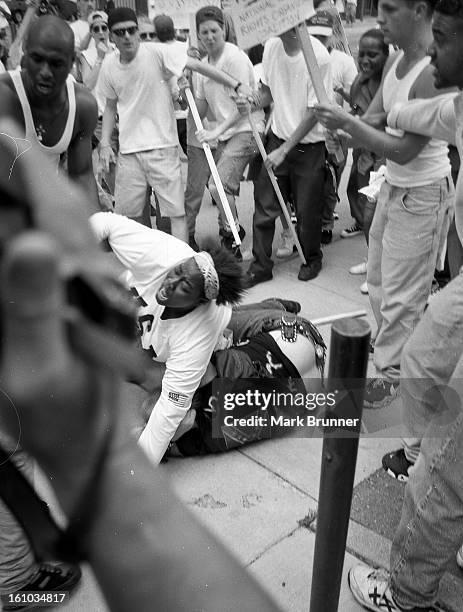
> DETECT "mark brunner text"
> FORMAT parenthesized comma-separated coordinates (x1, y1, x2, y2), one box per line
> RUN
(223, 415, 361, 427)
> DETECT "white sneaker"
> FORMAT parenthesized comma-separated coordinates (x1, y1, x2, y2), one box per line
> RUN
(341, 223, 362, 238)
(360, 281, 369, 294)
(349, 261, 367, 275)
(276, 229, 295, 258)
(457, 544, 463, 569)
(348, 565, 401, 611)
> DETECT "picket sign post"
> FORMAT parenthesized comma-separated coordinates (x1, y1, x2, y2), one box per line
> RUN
(295, 23, 344, 164)
(185, 14, 241, 246)
(184, 88, 241, 246)
(312, 309, 366, 327)
(247, 111, 306, 265)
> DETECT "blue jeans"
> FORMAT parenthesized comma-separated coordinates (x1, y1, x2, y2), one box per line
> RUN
(367, 177, 454, 381)
(0, 441, 36, 593)
(184, 145, 219, 238)
(400, 270, 463, 461)
(390, 363, 463, 608)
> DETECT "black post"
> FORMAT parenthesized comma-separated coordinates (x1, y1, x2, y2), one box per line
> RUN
(309, 318, 371, 612)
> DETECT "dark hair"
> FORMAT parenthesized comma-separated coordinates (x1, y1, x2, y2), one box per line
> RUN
(359, 28, 389, 56)
(203, 243, 245, 306)
(409, 0, 440, 17)
(196, 6, 224, 30)
(153, 14, 175, 42)
(435, 0, 463, 18)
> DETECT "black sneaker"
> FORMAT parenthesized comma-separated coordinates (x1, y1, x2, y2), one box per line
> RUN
(220, 225, 246, 261)
(245, 270, 273, 288)
(382, 448, 413, 482)
(298, 261, 321, 281)
(364, 378, 399, 409)
(321, 229, 332, 245)
(3, 563, 82, 611)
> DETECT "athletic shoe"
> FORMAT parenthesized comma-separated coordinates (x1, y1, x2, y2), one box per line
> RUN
(220, 225, 246, 261)
(348, 565, 442, 611)
(333, 212, 339, 220)
(298, 261, 321, 281)
(321, 229, 332, 245)
(360, 281, 369, 294)
(245, 270, 273, 288)
(276, 229, 296, 258)
(457, 544, 463, 569)
(348, 566, 400, 611)
(341, 223, 362, 238)
(364, 378, 399, 409)
(382, 448, 413, 482)
(350, 261, 367, 275)
(3, 563, 82, 611)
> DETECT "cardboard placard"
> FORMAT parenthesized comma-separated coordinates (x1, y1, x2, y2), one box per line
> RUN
(153, 0, 221, 29)
(225, 0, 315, 50)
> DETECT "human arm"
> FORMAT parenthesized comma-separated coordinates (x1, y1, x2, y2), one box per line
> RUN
(265, 108, 319, 170)
(185, 57, 253, 98)
(139, 310, 229, 464)
(387, 93, 458, 146)
(314, 102, 430, 165)
(0, 128, 282, 612)
(81, 43, 110, 91)
(67, 87, 99, 214)
(6, 0, 38, 69)
(99, 97, 117, 172)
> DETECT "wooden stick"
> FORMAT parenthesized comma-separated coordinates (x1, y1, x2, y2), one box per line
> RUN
(247, 110, 306, 265)
(185, 88, 241, 246)
(312, 310, 367, 327)
(295, 23, 344, 165)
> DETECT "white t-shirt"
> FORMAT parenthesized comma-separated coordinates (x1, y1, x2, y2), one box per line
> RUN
(90, 212, 232, 464)
(196, 42, 264, 141)
(262, 35, 332, 143)
(329, 48, 357, 105)
(97, 42, 187, 153)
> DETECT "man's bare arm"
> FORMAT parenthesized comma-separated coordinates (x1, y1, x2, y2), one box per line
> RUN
(67, 87, 99, 214)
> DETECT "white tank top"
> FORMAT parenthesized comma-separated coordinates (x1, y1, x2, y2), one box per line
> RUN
(383, 51, 450, 187)
(10, 71, 76, 170)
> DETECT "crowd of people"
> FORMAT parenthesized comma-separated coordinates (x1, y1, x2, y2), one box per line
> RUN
(0, 0, 462, 610)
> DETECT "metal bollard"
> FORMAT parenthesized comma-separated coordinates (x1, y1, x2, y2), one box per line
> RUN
(309, 318, 371, 612)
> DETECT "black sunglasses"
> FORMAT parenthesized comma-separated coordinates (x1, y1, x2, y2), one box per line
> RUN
(140, 31, 156, 40)
(92, 24, 108, 33)
(112, 26, 138, 37)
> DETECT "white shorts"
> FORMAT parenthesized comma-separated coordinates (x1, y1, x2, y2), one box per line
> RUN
(114, 147, 184, 218)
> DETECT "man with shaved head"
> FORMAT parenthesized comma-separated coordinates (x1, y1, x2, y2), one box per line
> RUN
(0, 15, 98, 608)
(0, 15, 99, 214)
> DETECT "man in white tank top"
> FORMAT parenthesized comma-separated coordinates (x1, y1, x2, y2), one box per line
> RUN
(314, 0, 454, 408)
(0, 15, 99, 215)
(0, 15, 99, 606)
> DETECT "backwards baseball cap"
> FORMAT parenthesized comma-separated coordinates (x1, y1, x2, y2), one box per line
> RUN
(108, 7, 137, 31)
(307, 10, 333, 37)
(89, 10, 108, 25)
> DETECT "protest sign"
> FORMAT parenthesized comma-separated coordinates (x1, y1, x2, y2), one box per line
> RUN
(153, 0, 220, 29)
(225, 0, 314, 50)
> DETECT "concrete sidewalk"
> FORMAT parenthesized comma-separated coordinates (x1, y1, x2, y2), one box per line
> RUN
(45, 153, 463, 611)
(39, 16, 463, 610)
